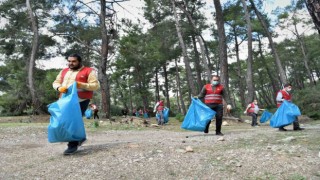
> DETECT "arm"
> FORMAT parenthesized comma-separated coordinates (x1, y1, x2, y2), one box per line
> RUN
(153, 102, 160, 112)
(52, 70, 63, 91)
(197, 86, 207, 101)
(77, 70, 100, 91)
(276, 92, 283, 102)
(244, 104, 250, 113)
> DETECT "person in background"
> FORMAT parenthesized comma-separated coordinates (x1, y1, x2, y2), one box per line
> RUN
(154, 99, 165, 125)
(53, 53, 99, 155)
(276, 83, 304, 131)
(244, 99, 264, 127)
(197, 75, 232, 136)
(121, 108, 128, 118)
(90, 103, 99, 119)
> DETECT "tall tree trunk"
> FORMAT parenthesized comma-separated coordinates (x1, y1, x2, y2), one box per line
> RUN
(26, 0, 41, 114)
(233, 27, 245, 108)
(304, 0, 320, 34)
(241, 0, 254, 104)
(191, 34, 202, 90)
(249, 0, 287, 85)
(163, 64, 170, 109)
(293, 22, 316, 86)
(257, 35, 278, 103)
(213, 0, 232, 106)
(171, 0, 197, 96)
(155, 68, 160, 101)
(99, 0, 110, 118)
(175, 58, 186, 115)
(176, 2, 212, 81)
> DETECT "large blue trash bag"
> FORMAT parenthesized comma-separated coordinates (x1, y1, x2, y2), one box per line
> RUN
(163, 108, 170, 123)
(270, 100, 301, 128)
(48, 82, 86, 143)
(260, 110, 273, 123)
(181, 98, 216, 131)
(85, 109, 93, 119)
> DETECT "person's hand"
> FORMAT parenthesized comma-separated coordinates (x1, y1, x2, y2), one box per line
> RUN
(243, 111, 247, 114)
(58, 86, 67, 93)
(77, 82, 85, 89)
(226, 104, 232, 110)
(193, 96, 198, 99)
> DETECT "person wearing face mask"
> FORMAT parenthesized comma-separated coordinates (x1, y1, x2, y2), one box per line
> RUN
(244, 99, 263, 127)
(52, 53, 100, 155)
(197, 75, 232, 136)
(276, 83, 304, 131)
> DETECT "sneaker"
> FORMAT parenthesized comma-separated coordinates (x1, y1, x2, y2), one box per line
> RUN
(63, 146, 78, 155)
(216, 132, 224, 136)
(293, 127, 304, 131)
(279, 127, 287, 131)
(78, 138, 87, 147)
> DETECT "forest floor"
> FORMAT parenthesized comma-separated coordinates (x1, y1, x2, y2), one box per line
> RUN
(0, 115, 319, 180)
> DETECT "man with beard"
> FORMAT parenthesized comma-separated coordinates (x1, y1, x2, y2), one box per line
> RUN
(52, 53, 99, 155)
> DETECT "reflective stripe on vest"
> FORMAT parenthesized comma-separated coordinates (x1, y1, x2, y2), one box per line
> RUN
(60, 67, 93, 99)
(204, 84, 223, 104)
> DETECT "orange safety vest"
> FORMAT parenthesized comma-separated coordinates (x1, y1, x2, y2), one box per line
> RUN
(157, 101, 164, 111)
(276, 90, 292, 107)
(247, 103, 255, 113)
(61, 67, 93, 99)
(204, 84, 224, 104)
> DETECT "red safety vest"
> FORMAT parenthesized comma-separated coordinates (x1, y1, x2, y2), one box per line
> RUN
(61, 67, 93, 99)
(204, 84, 224, 104)
(247, 103, 255, 113)
(157, 101, 164, 111)
(276, 90, 292, 107)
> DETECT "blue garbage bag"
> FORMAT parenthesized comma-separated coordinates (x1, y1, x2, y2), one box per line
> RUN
(143, 112, 149, 118)
(163, 108, 170, 123)
(156, 112, 160, 120)
(260, 110, 273, 123)
(85, 109, 93, 119)
(270, 100, 301, 128)
(181, 98, 216, 131)
(48, 82, 86, 143)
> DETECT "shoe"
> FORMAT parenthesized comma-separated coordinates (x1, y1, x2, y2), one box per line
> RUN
(216, 132, 224, 136)
(63, 146, 78, 155)
(294, 127, 304, 131)
(78, 138, 87, 147)
(279, 127, 287, 131)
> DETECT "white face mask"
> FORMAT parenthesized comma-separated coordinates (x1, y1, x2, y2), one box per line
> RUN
(287, 88, 292, 92)
(211, 80, 219, 86)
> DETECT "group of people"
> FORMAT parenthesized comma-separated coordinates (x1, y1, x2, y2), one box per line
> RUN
(243, 84, 304, 131)
(52, 53, 304, 155)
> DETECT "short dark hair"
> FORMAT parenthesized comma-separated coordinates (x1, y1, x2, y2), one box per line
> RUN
(284, 83, 292, 88)
(68, 53, 82, 62)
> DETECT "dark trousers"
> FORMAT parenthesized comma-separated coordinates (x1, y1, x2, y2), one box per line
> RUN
(68, 99, 90, 147)
(249, 113, 258, 126)
(204, 104, 223, 134)
(93, 111, 99, 119)
(279, 117, 300, 129)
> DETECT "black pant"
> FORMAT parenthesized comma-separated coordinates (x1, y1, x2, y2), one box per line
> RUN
(279, 117, 300, 129)
(249, 113, 258, 126)
(93, 110, 99, 119)
(68, 99, 90, 147)
(204, 104, 223, 134)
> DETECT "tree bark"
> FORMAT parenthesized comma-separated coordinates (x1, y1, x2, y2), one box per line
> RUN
(175, 58, 186, 115)
(293, 21, 316, 86)
(213, 0, 232, 106)
(171, 0, 197, 96)
(304, 0, 320, 34)
(176, 2, 212, 81)
(99, 0, 111, 118)
(241, 0, 255, 104)
(26, 0, 41, 114)
(191, 34, 203, 90)
(249, 0, 287, 85)
(163, 64, 170, 109)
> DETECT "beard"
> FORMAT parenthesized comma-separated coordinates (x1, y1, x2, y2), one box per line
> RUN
(69, 63, 82, 70)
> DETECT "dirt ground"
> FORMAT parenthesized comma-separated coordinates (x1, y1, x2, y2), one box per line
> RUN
(0, 115, 320, 180)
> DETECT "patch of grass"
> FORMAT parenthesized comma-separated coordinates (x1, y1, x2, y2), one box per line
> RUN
(288, 173, 306, 180)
